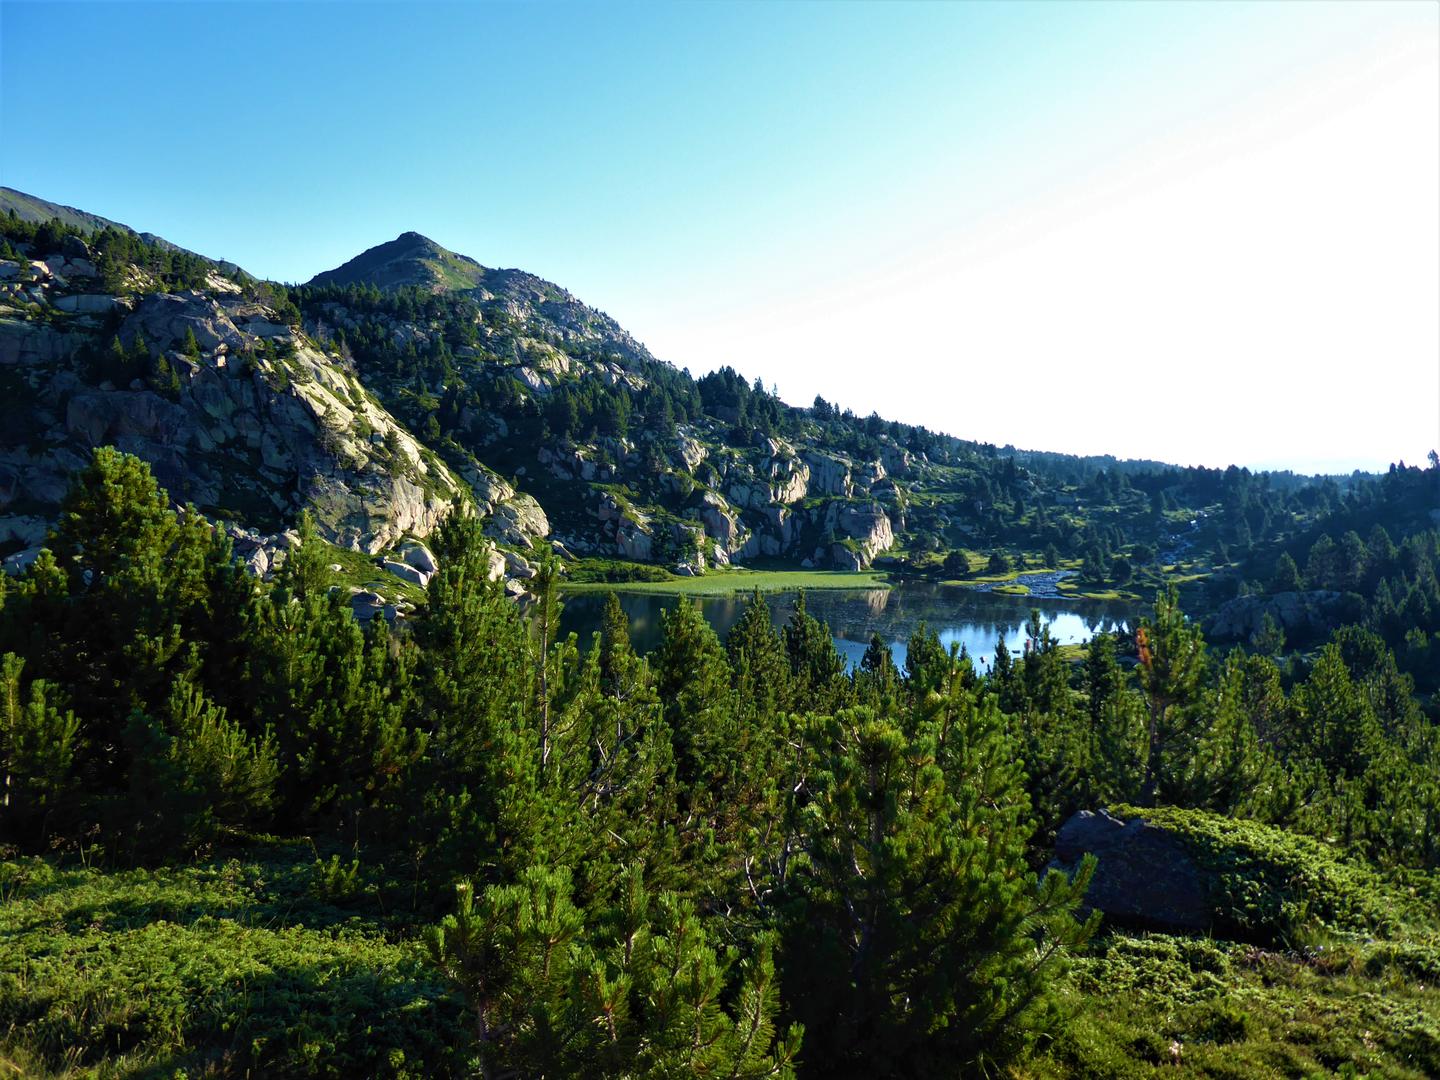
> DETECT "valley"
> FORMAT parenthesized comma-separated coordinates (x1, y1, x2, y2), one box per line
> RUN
(1, 187, 1437, 1080)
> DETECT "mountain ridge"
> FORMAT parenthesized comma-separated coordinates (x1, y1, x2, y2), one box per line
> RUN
(4, 187, 1402, 623)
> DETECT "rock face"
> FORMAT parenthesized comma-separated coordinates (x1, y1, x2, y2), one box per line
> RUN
(1051, 810, 1210, 933)
(383, 559, 429, 588)
(1207, 590, 1356, 643)
(484, 492, 550, 549)
(1, 287, 467, 554)
(1, 192, 965, 585)
(825, 501, 894, 565)
(803, 451, 853, 497)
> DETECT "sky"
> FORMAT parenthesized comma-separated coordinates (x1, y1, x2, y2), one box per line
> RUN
(2, 0, 1436, 474)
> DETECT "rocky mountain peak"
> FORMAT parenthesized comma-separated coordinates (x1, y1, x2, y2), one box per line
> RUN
(307, 231, 485, 293)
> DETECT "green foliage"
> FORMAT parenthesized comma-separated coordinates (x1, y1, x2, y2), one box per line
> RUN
(3, 450, 1438, 1076)
(1136, 585, 1208, 805)
(0, 653, 80, 845)
(426, 865, 800, 1077)
(123, 675, 278, 857)
(782, 694, 1097, 1077)
(0, 847, 468, 1078)
(1112, 805, 1420, 942)
(653, 597, 737, 791)
(566, 557, 675, 584)
(1057, 925, 1440, 1080)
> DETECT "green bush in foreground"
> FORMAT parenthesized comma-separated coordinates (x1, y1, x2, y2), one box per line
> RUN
(1112, 805, 1432, 943)
(0, 850, 466, 1078)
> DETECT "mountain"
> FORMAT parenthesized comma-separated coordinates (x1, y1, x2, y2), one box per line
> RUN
(0, 186, 238, 269)
(0, 195, 477, 610)
(2, 188, 1383, 619)
(0, 186, 150, 238)
(308, 230, 487, 292)
(308, 231, 652, 365)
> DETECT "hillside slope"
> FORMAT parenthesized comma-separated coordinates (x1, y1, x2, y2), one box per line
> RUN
(7, 189, 1415, 621)
(0, 202, 474, 577)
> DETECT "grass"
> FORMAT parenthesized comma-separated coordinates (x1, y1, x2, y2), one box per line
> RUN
(1056, 582, 1134, 601)
(1045, 927, 1440, 1079)
(1035, 806, 1440, 1079)
(317, 538, 428, 606)
(3, 813, 1435, 1078)
(0, 845, 466, 1078)
(561, 567, 891, 596)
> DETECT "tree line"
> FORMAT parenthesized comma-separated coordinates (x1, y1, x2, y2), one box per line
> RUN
(2, 448, 1437, 1076)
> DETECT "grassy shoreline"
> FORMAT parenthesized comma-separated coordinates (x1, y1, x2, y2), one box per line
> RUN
(560, 568, 891, 596)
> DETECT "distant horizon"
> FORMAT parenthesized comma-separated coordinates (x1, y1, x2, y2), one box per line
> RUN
(3, 1, 1435, 476)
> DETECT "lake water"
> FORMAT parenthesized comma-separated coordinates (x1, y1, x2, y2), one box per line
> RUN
(558, 582, 1139, 671)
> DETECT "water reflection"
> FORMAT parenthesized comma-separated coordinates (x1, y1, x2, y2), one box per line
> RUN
(558, 582, 1138, 672)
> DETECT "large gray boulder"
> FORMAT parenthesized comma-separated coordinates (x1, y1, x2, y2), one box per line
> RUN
(1051, 810, 1210, 932)
(485, 493, 550, 548)
(1207, 590, 1354, 642)
(382, 559, 429, 588)
(2, 546, 43, 576)
(803, 450, 853, 497)
(400, 542, 438, 574)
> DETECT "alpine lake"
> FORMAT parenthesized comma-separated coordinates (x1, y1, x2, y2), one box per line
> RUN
(559, 571, 1140, 671)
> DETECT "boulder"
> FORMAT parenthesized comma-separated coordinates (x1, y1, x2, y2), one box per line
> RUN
(2, 546, 43, 576)
(1050, 810, 1210, 933)
(485, 493, 550, 547)
(400, 541, 438, 574)
(803, 450, 853, 497)
(243, 546, 271, 577)
(53, 293, 118, 315)
(766, 458, 809, 504)
(853, 460, 886, 489)
(1207, 590, 1354, 643)
(485, 544, 507, 582)
(122, 291, 249, 354)
(880, 445, 913, 476)
(60, 235, 91, 260)
(615, 518, 653, 561)
(674, 434, 707, 471)
(465, 465, 516, 516)
(699, 493, 744, 550)
(382, 559, 429, 588)
(504, 550, 536, 579)
(819, 501, 894, 568)
(0, 516, 49, 547)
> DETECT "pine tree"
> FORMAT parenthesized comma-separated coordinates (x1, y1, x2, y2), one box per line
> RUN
(123, 675, 278, 856)
(855, 633, 899, 709)
(783, 699, 1095, 1077)
(0, 653, 81, 846)
(783, 593, 848, 713)
(427, 865, 801, 1078)
(1136, 585, 1208, 805)
(1083, 633, 1145, 803)
(412, 511, 550, 885)
(1180, 652, 1269, 814)
(726, 590, 793, 724)
(903, 620, 947, 700)
(653, 598, 734, 791)
(1270, 551, 1303, 593)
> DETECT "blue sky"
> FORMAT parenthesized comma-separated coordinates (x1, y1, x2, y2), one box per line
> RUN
(3, 1, 1436, 472)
